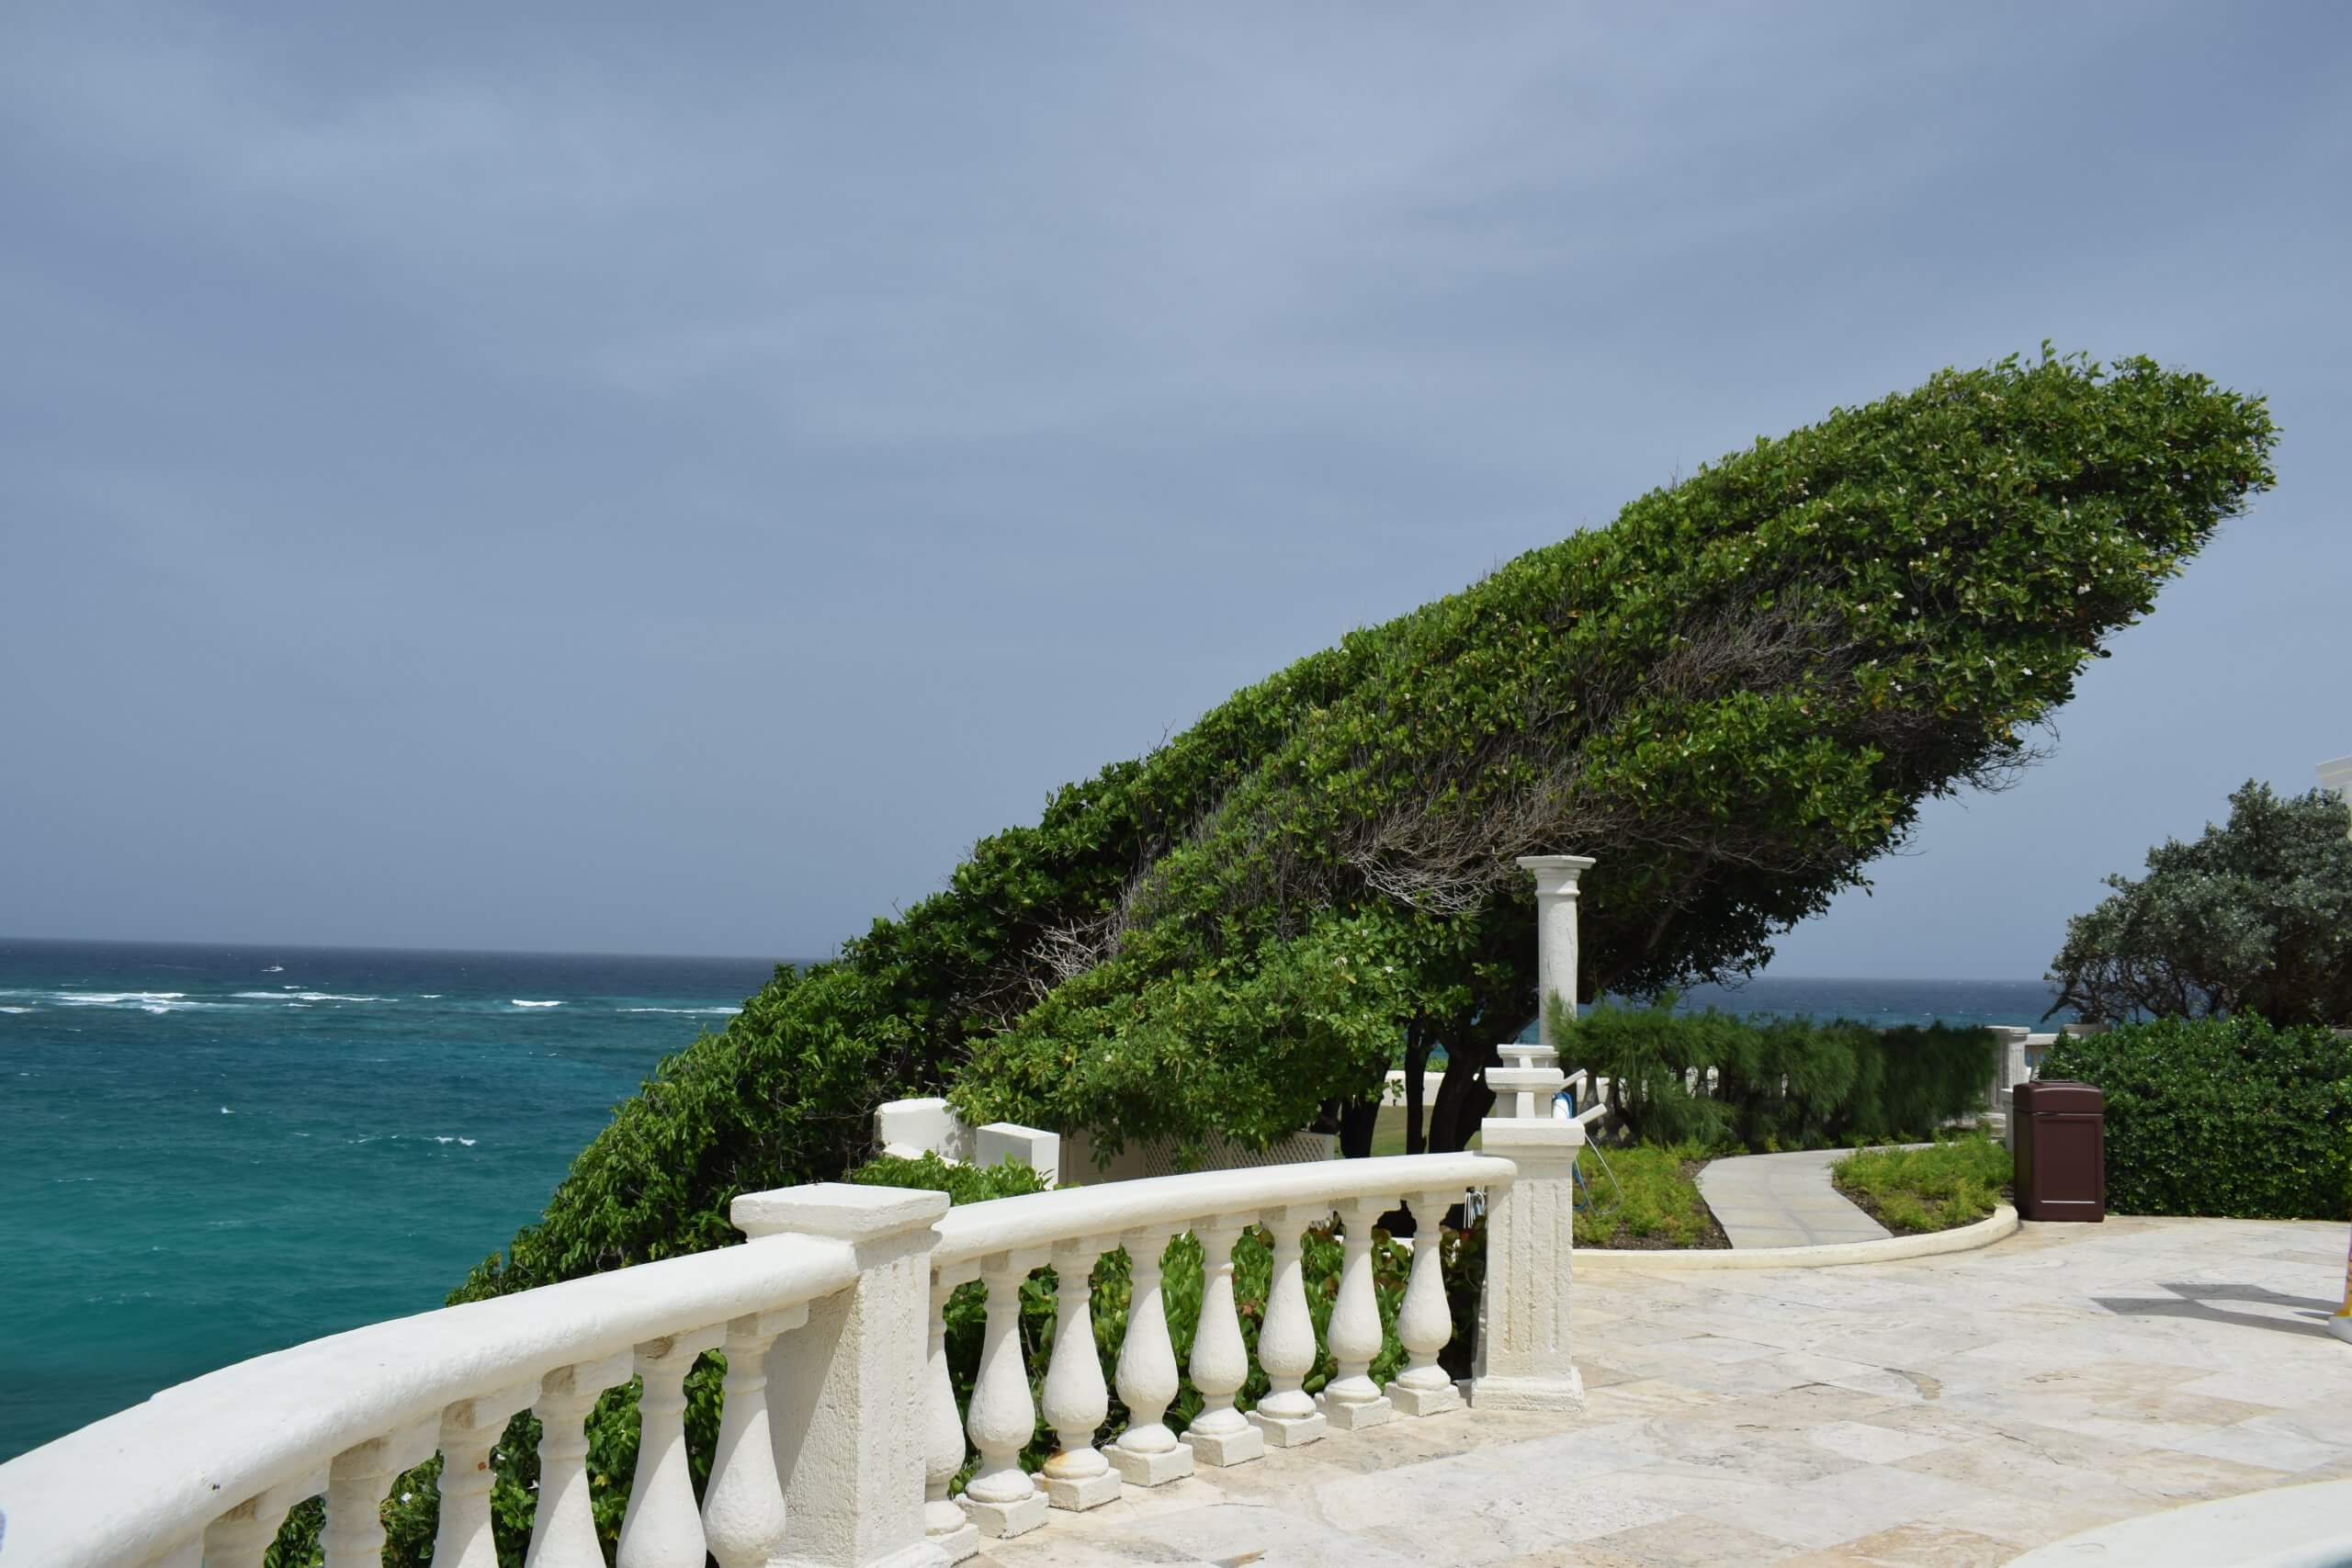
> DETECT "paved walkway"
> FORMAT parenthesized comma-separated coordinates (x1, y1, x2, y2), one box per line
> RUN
(978, 1215, 2352, 1567)
(1696, 1147, 1893, 1248)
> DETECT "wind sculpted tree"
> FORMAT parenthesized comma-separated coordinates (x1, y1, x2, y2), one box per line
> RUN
(459, 349, 2274, 1303)
(2048, 781, 2352, 1025)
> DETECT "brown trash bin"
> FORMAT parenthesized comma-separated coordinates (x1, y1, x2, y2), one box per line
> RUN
(2013, 1079, 2106, 1222)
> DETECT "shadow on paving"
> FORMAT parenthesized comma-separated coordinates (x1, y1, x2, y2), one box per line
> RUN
(2094, 1280, 2342, 1336)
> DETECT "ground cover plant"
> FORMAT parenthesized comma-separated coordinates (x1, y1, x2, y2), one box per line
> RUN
(1572, 1142, 1725, 1248)
(1833, 1136, 2012, 1235)
(2041, 1016, 2352, 1220)
(455, 351, 2272, 1294)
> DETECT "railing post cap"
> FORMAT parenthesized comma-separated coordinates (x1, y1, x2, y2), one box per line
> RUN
(1514, 853, 1596, 887)
(732, 1181, 951, 1241)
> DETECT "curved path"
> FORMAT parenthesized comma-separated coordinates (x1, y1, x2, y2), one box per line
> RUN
(1695, 1146, 1892, 1249)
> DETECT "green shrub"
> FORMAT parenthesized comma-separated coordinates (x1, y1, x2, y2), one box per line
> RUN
(1834, 1136, 2012, 1234)
(1559, 997, 1994, 1150)
(2041, 1015, 2352, 1219)
(1575, 1143, 1721, 1247)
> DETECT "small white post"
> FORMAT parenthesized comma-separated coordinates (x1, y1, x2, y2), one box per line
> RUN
(1040, 1237, 1119, 1509)
(1471, 994, 1584, 1412)
(1319, 1197, 1396, 1431)
(1516, 853, 1595, 1043)
(1106, 1227, 1194, 1485)
(1390, 1189, 1464, 1416)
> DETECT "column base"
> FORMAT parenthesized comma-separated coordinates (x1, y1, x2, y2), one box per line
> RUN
(960, 1490, 1048, 1540)
(1248, 1407, 1327, 1448)
(1042, 1467, 1123, 1510)
(860, 1539, 964, 1568)
(1183, 1419, 1265, 1466)
(1317, 1392, 1394, 1432)
(1469, 1369, 1586, 1412)
(1390, 1379, 1464, 1416)
(1105, 1440, 1194, 1485)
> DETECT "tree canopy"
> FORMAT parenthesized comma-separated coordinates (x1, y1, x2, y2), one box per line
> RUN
(458, 350, 2274, 1300)
(2048, 781, 2352, 1025)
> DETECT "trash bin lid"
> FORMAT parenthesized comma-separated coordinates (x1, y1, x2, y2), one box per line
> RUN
(2022, 1079, 2104, 1113)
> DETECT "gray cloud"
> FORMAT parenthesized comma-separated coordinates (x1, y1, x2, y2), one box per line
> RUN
(4, 2, 2346, 976)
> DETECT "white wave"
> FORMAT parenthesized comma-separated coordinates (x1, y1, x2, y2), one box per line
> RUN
(510, 999, 563, 1008)
(232, 991, 387, 1003)
(418, 994, 443, 999)
(55, 991, 186, 1005)
(620, 1006, 741, 1016)
(0, 1006, 33, 1014)
(262, 965, 284, 973)
(220, 1106, 232, 1114)
(288, 1003, 311, 1009)
(459, 1137, 477, 1146)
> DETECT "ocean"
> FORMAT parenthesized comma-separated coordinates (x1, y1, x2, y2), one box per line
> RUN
(0, 940, 2068, 1461)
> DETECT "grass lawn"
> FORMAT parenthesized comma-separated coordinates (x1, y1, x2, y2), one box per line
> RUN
(1834, 1136, 2013, 1234)
(1368, 1107, 1723, 1247)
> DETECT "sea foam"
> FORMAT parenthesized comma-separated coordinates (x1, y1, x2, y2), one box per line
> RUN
(510, 999, 563, 1008)
(620, 1006, 741, 1016)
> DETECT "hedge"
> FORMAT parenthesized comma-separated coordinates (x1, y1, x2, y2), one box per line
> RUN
(2040, 1015, 2352, 1220)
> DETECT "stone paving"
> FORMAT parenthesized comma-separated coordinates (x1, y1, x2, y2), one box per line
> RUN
(975, 1215, 2352, 1567)
(1695, 1147, 1892, 1249)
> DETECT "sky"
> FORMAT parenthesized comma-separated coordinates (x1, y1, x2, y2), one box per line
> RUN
(2, 4, 2346, 977)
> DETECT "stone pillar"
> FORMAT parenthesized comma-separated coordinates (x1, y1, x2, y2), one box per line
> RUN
(1516, 854, 1596, 1044)
(732, 1182, 954, 1568)
(1470, 1053, 1585, 1412)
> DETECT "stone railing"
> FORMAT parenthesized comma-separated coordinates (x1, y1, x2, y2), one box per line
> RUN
(0, 1117, 1582, 1568)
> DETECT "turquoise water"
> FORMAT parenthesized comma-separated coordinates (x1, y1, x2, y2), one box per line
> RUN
(0, 939, 781, 1461)
(0, 942, 2066, 1461)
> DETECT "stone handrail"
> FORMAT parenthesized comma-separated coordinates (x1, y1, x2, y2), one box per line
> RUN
(0, 1135, 1581, 1568)
(0, 1223, 877, 1568)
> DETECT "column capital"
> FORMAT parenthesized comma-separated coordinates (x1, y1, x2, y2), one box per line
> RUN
(1514, 854, 1596, 897)
(731, 1181, 949, 1244)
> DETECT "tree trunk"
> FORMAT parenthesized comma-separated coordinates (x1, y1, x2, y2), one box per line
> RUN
(1338, 1100, 1378, 1159)
(1426, 1039, 1499, 1155)
(1402, 1027, 1432, 1156)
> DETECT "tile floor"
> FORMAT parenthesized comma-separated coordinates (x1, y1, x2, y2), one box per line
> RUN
(973, 1214, 2352, 1567)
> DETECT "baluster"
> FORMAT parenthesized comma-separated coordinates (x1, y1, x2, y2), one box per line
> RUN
(323, 1422, 437, 1568)
(525, 1351, 633, 1568)
(1184, 1214, 1264, 1466)
(703, 1306, 805, 1568)
(1247, 1206, 1327, 1447)
(1320, 1196, 1396, 1430)
(617, 1328, 722, 1568)
(1040, 1237, 1120, 1510)
(961, 1250, 1048, 1539)
(1391, 1190, 1464, 1416)
(1107, 1225, 1193, 1485)
(924, 1270, 982, 1562)
(435, 1382, 539, 1568)
(205, 1475, 310, 1568)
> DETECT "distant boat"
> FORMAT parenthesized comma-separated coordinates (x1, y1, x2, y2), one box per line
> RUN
(263, 965, 284, 973)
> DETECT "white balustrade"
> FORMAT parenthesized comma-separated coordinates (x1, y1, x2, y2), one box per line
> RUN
(1108, 1226, 1193, 1486)
(435, 1382, 537, 1568)
(701, 1308, 803, 1568)
(961, 1250, 1050, 1539)
(1390, 1190, 1464, 1416)
(6, 1151, 1575, 1568)
(1183, 1214, 1263, 1466)
(1040, 1237, 1119, 1509)
(923, 1272, 981, 1563)
(526, 1352, 634, 1568)
(1250, 1205, 1328, 1448)
(1321, 1196, 1396, 1431)
(616, 1332, 719, 1568)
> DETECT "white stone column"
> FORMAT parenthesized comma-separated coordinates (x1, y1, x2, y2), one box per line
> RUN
(1319, 1197, 1395, 1431)
(1247, 1206, 1327, 1448)
(526, 1353, 635, 1568)
(434, 1383, 537, 1568)
(1516, 853, 1596, 1043)
(617, 1331, 723, 1568)
(922, 1270, 981, 1563)
(322, 1421, 437, 1568)
(1107, 1226, 1193, 1486)
(730, 1181, 954, 1568)
(1390, 1190, 1463, 1416)
(1183, 1215, 1264, 1466)
(1470, 1050, 1585, 1412)
(1040, 1237, 1119, 1510)
(205, 1471, 327, 1568)
(961, 1249, 1049, 1539)
(703, 1307, 805, 1568)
